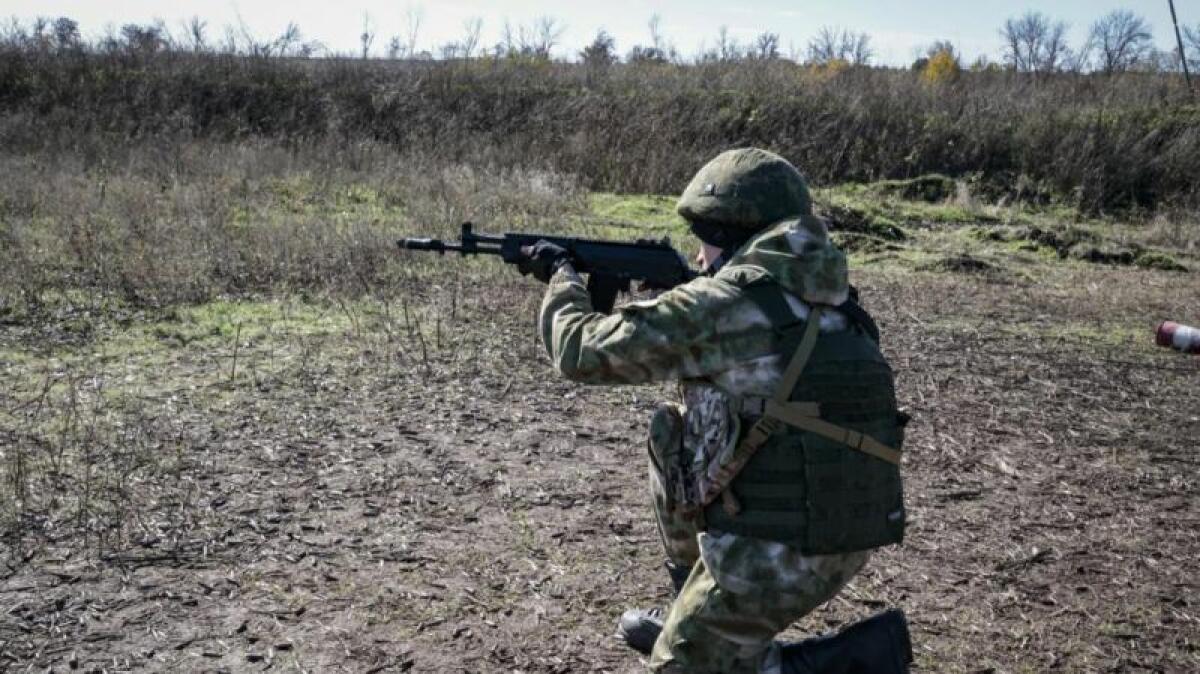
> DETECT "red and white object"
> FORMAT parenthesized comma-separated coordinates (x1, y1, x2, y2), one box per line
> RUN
(1156, 321, 1200, 354)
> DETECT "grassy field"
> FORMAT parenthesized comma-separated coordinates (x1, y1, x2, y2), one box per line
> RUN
(1, 142, 1198, 671)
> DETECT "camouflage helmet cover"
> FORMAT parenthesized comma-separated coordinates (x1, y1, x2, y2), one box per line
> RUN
(676, 148, 814, 242)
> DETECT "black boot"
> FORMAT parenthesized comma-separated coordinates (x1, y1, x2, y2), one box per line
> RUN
(780, 609, 913, 674)
(616, 561, 692, 655)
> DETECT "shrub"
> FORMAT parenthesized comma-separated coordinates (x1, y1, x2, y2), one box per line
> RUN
(922, 50, 960, 85)
(0, 39, 1196, 213)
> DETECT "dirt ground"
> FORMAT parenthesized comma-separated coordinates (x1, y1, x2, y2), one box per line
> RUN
(2, 249, 1199, 672)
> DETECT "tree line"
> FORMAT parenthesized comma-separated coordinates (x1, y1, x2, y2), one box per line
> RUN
(1, 9, 1196, 215)
(5, 9, 1199, 74)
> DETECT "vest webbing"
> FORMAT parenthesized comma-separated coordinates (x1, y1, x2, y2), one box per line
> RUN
(703, 290, 900, 514)
(702, 279, 906, 554)
(705, 305, 823, 515)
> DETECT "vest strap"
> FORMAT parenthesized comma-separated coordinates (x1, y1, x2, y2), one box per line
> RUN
(764, 400, 902, 466)
(698, 311, 823, 510)
(773, 306, 823, 405)
(737, 396, 818, 418)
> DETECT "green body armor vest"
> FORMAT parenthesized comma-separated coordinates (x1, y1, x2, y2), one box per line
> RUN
(703, 281, 907, 555)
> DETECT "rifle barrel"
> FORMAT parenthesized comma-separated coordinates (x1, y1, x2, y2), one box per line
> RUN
(397, 237, 502, 255)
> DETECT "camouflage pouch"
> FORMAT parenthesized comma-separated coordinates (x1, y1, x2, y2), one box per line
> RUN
(648, 402, 692, 512)
(648, 401, 707, 565)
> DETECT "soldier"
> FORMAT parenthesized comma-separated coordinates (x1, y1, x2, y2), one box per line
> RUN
(518, 148, 910, 673)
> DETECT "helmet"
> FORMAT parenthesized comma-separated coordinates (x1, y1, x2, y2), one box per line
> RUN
(676, 148, 814, 248)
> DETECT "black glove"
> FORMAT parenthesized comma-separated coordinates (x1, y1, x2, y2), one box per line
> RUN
(518, 241, 573, 283)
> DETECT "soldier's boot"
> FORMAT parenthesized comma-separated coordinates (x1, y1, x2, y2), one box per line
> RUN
(616, 561, 692, 655)
(779, 609, 912, 674)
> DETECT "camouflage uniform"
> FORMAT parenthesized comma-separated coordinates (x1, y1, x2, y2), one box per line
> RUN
(538, 215, 871, 673)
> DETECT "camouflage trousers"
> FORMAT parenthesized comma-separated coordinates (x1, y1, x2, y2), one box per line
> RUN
(645, 402, 869, 674)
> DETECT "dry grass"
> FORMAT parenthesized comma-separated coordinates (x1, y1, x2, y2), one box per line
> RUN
(1, 39, 1197, 214)
(2, 136, 1199, 670)
(0, 139, 586, 315)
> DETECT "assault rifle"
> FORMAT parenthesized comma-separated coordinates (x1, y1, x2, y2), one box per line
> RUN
(398, 222, 697, 313)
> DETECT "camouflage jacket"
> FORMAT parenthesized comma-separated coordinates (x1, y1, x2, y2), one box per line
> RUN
(539, 215, 849, 463)
(538, 217, 867, 589)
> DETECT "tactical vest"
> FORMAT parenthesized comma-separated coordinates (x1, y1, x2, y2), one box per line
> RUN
(702, 280, 907, 555)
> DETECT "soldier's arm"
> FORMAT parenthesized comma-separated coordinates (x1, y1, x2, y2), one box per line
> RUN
(538, 265, 779, 385)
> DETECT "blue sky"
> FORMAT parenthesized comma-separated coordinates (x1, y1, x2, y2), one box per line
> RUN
(3, 1, 1196, 65)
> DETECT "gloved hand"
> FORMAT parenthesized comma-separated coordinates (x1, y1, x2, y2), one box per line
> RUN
(518, 240, 574, 283)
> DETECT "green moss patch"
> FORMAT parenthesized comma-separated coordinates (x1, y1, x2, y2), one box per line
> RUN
(588, 193, 684, 230)
(1134, 251, 1188, 272)
(820, 204, 909, 241)
(833, 232, 906, 255)
(867, 174, 957, 203)
(971, 225, 1188, 272)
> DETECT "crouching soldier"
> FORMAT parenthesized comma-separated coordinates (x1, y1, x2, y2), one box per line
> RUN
(518, 148, 912, 673)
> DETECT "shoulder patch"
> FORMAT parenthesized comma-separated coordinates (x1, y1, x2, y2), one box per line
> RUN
(713, 264, 772, 288)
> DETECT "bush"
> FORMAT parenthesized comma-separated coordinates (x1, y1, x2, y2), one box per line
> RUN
(0, 40, 1196, 214)
(922, 50, 960, 85)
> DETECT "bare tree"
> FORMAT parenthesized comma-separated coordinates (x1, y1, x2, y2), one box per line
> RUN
(460, 17, 482, 59)
(51, 17, 80, 50)
(121, 22, 164, 53)
(404, 6, 423, 59)
(1, 18, 28, 47)
(496, 17, 564, 60)
(926, 39, 957, 60)
(1040, 21, 1070, 72)
(1001, 11, 1070, 73)
(807, 27, 835, 63)
(270, 22, 320, 57)
(581, 29, 618, 67)
(648, 14, 664, 52)
(806, 26, 872, 65)
(1090, 10, 1153, 73)
(532, 16, 565, 57)
(752, 32, 781, 60)
(627, 15, 672, 63)
(715, 25, 740, 61)
(498, 20, 516, 57)
(29, 16, 49, 49)
(360, 13, 375, 59)
(223, 12, 268, 55)
(385, 7, 425, 60)
(275, 22, 301, 57)
(1180, 23, 1200, 69)
(641, 15, 679, 63)
(184, 16, 208, 52)
(847, 31, 872, 65)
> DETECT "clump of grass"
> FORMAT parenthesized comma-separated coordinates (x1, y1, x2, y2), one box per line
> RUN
(833, 232, 906, 255)
(0, 366, 184, 561)
(1066, 241, 1136, 265)
(819, 203, 908, 241)
(1133, 251, 1187, 272)
(867, 175, 957, 204)
(966, 222, 1189, 272)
